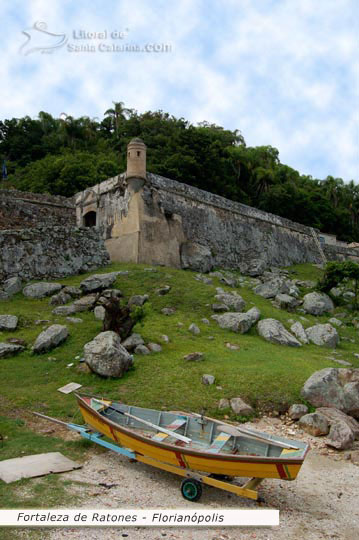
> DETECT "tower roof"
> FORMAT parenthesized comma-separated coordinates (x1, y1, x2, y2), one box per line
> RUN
(128, 137, 145, 145)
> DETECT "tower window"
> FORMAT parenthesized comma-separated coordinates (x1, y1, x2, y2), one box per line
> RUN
(128, 151, 130, 157)
(137, 151, 141, 157)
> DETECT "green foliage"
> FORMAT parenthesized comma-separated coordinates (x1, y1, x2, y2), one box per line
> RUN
(1, 106, 358, 240)
(318, 261, 359, 309)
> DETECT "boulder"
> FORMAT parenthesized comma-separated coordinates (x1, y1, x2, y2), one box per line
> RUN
(62, 286, 82, 298)
(218, 398, 230, 410)
(94, 306, 105, 321)
(246, 307, 261, 324)
(84, 331, 133, 377)
(73, 295, 97, 312)
(180, 242, 213, 273)
(214, 293, 246, 312)
(326, 422, 354, 450)
(230, 397, 254, 416)
(50, 291, 72, 306)
(33, 325, 68, 353)
(2, 277, 22, 296)
(317, 407, 359, 441)
(301, 368, 359, 418)
(66, 317, 83, 324)
(161, 334, 170, 343)
(0, 342, 24, 358)
(156, 286, 171, 296)
(253, 277, 290, 299)
(303, 292, 334, 315)
(257, 319, 302, 347)
(202, 374, 215, 385)
(226, 342, 240, 350)
(211, 303, 229, 313)
(240, 258, 267, 277)
(189, 323, 200, 335)
(212, 312, 253, 334)
(147, 342, 162, 353)
(299, 413, 330, 436)
(128, 294, 149, 307)
(288, 404, 308, 420)
(23, 282, 62, 298)
(328, 317, 343, 327)
(275, 293, 299, 310)
(134, 344, 150, 355)
(290, 322, 309, 344)
(161, 307, 176, 315)
(80, 272, 118, 293)
(122, 333, 144, 351)
(0, 291, 10, 301)
(184, 352, 204, 362)
(52, 305, 76, 316)
(100, 288, 123, 299)
(201, 318, 210, 325)
(306, 324, 339, 348)
(0, 315, 18, 331)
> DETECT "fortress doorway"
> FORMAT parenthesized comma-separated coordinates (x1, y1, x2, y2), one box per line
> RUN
(83, 211, 97, 227)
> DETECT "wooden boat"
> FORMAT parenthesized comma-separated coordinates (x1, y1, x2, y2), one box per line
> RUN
(75, 394, 309, 501)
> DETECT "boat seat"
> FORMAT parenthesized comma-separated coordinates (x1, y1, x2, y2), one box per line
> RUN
(208, 432, 231, 453)
(152, 417, 187, 442)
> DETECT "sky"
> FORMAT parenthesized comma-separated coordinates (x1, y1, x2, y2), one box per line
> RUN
(0, 0, 358, 181)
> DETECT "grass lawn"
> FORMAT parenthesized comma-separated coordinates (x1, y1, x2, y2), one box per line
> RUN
(0, 261, 358, 521)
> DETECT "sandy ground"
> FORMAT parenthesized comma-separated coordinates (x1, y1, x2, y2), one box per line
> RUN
(24, 417, 359, 540)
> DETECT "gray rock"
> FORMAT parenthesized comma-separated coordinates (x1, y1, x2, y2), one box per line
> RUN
(128, 294, 149, 307)
(52, 304, 76, 316)
(189, 323, 200, 335)
(303, 292, 334, 315)
(33, 324, 69, 353)
(299, 413, 330, 436)
(84, 331, 133, 377)
(62, 286, 83, 298)
(212, 312, 253, 334)
(201, 318, 210, 325)
(211, 303, 229, 313)
(218, 398, 230, 410)
(275, 293, 299, 310)
(23, 282, 62, 298)
(161, 307, 176, 315)
(246, 307, 261, 324)
(122, 334, 145, 351)
(80, 272, 118, 293)
(330, 358, 352, 366)
(50, 291, 72, 306)
(147, 342, 162, 353)
(306, 324, 339, 348)
(0, 291, 10, 301)
(101, 288, 123, 299)
(73, 295, 97, 311)
(161, 334, 170, 343)
(195, 274, 213, 285)
(226, 342, 240, 350)
(290, 322, 309, 344)
(326, 422, 354, 450)
(134, 344, 150, 355)
(220, 276, 237, 287)
(288, 404, 308, 420)
(0, 315, 18, 331)
(202, 374, 215, 385)
(94, 306, 105, 321)
(330, 287, 342, 298)
(184, 352, 204, 362)
(240, 258, 267, 277)
(2, 277, 22, 296)
(214, 293, 246, 312)
(253, 277, 290, 299)
(343, 291, 355, 302)
(156, 286, 171, 296)
(0, 342, 24, 358)
(301, 368, 359, 418)
(317, 407, 359, 441)
(257, 319, 302, 347)
(66, 317, 83, 324)
(180, 242, 214, 273)
(328, 317, 343, 327)
(230, 397, 254, 416)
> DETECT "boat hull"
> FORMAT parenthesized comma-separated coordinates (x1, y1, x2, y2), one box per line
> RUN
(78, 400, 305, 480)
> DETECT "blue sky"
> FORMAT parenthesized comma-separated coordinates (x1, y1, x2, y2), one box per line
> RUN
(0, 0, 358, 181)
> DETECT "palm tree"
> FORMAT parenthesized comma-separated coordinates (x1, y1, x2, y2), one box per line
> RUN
(104, 101, 131, 135)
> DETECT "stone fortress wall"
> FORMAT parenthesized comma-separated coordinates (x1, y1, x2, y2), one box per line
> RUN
(74, 139, 359, 273)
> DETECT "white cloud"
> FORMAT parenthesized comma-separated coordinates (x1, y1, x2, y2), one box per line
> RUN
(0, 0, 357, 181)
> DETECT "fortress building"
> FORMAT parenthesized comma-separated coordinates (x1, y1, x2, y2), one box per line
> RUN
(74, 138, 358, 274)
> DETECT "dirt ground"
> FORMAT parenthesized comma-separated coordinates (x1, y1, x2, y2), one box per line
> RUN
(35, 416, 359, 540)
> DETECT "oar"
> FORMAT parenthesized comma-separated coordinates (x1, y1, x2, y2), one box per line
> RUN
(219, 425, 299, 450)
(93, 399, 192, 444)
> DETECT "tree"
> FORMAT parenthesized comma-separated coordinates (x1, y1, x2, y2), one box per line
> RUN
(318, 261, 359, 310)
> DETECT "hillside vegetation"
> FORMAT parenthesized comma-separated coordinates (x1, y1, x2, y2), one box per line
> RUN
(0, 103, 358, 242)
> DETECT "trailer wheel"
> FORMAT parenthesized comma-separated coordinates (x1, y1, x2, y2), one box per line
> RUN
(181, 478, 202, 502)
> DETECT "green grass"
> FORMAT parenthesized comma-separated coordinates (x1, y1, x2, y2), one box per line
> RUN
(0, 261, 358, 518)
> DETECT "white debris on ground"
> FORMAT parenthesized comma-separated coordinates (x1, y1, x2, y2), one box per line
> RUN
(42, 416, 359, 540)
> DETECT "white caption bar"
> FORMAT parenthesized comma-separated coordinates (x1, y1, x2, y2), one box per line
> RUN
(0, 509, 279, 527)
